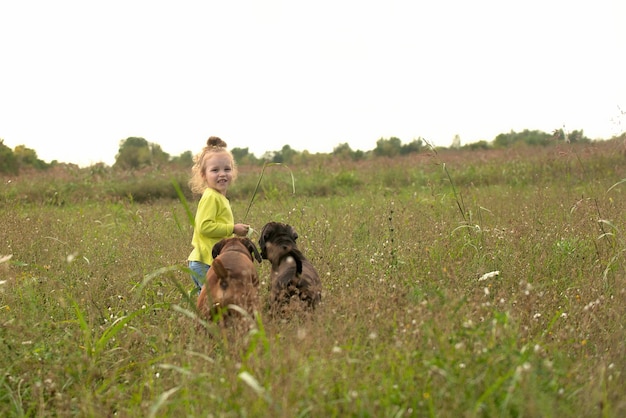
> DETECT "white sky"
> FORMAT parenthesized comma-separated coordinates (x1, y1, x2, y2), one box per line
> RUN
(1, 0, 625, 167)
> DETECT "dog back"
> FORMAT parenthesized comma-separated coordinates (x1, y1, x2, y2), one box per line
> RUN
(259, 222, 322, 311)
(272, 250, 321, 308)
(197, 238, 260, 321)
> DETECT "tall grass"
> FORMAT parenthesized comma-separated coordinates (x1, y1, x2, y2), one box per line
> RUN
(1, 140, 624, 416)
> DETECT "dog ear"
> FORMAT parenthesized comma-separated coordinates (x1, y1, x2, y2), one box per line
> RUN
(289, 249, 304, 275)
(245, 239, 263, 263)
(212, 259, 229, 289)
(289, 225, 299, 241)
(212, 239, 226, 260)
(258, 223, 272, 259)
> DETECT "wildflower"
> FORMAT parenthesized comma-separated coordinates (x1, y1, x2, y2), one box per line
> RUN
(583, 299, 600, 311)
(524, 282, 533, 295)
(66, 252, 78, 263)
(478, 270, 500, 281)
(332, 346, 342, 354)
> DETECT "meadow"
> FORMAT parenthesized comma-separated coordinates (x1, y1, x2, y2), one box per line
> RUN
(1, 139, 625, 417)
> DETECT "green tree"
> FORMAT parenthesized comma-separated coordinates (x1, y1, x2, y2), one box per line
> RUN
(333, 143, 354, 159)
(272, 145, 298, 164)
(374, 137, 402, 157)
(493, 131, 515, 148)
(553, 129, 590, 144)
(150, 143, 170, 165)
(14, 145, 48, 169)
(171, 150, 194, 167)
(463, 140, 491, 151)
(232, 147, 258, 165)
(333, 143, 365, 160)
(114, 137, 152, 169)
(494, 129, 552, 148)
(0, 139, 19, 174)
(400, 138, 425, 155)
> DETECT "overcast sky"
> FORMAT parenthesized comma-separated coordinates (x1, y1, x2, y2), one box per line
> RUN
(1, 0, 624, 167)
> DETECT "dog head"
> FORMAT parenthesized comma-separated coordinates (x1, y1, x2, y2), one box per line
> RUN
(259, 222, 298, 258)
(212, 237, 262, 263)
(258, 222, 302, 274)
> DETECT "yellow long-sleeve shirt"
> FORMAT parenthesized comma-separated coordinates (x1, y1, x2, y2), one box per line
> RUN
(187, 188, 235, 265)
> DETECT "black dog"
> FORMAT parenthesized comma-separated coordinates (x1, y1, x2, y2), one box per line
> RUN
(259, 222, 322, 311)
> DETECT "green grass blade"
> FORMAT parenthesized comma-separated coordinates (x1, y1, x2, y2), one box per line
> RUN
(243, 162, 295, 222)
(148, 386, 180, 418)
(171, 178, 195, 226)
(72, 300, 93, 357)
(606, 177, 626, 194)
(137, 265, 184, 293)
(94, 307, 146, 356)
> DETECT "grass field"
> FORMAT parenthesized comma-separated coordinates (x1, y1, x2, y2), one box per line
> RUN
(1, 140, 625, 417)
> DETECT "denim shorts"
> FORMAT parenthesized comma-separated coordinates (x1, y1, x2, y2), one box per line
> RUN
(189, 260, 210, 292)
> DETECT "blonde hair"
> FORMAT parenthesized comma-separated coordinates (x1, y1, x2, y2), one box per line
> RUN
(188, 136, 238, 195)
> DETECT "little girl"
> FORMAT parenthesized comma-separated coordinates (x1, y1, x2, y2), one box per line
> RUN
(187, 136, 250, 292)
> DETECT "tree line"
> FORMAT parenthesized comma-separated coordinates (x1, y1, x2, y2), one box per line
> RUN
(0, 128, 597, 174)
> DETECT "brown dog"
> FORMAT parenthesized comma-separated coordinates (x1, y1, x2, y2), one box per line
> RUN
(197, 237, 262, 324)
(258, 222, 322, 311)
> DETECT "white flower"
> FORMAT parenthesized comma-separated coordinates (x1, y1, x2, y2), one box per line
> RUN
(478, 271, 500, 281)
(66, 252, 78, 263)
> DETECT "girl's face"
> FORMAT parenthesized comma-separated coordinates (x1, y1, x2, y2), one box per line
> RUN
(202, 154, 234, 195)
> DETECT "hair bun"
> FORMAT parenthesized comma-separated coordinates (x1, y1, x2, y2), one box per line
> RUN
(207, 136, 227, 148)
